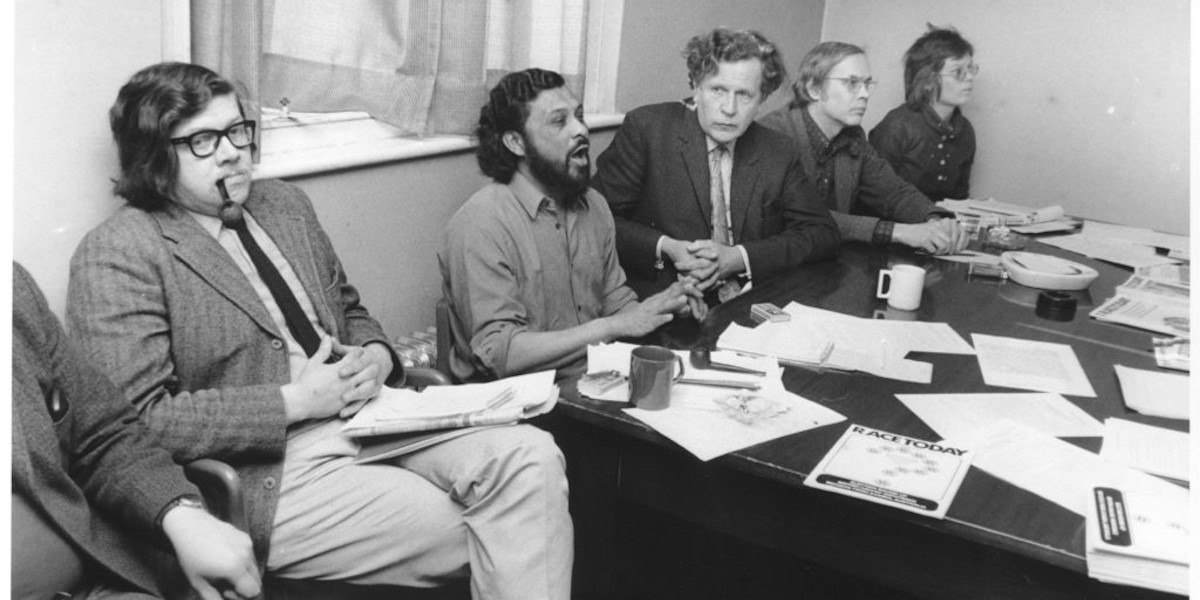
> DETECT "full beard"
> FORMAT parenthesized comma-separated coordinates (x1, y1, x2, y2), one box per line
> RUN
(527, 143, 590, 209)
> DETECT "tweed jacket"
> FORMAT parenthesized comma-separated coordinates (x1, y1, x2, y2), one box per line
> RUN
(593, 102, 839, 297)
(66, 179, 396, 568)
(14, 262, 199, 597)
(758, 105, 940, 243)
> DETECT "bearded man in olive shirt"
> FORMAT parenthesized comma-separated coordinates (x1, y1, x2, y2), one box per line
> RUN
(440, 68, 702, 383)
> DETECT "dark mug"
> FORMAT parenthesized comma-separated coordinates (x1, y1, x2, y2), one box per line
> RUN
(629, 345, 684, 410)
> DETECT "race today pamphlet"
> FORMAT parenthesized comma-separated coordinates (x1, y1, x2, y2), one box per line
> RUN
(804, 424, 973, 519)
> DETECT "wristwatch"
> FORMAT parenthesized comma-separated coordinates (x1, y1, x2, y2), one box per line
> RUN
(156, 494, 207, 531)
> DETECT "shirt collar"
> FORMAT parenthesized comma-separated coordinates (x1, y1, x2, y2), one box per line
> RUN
(800, 106, 862, 161)
(922, 104, 963, 137)
(508, 171, 588, 220)
(185, 208, 226, 238)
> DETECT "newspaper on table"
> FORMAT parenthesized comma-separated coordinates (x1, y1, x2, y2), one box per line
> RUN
(1135, 264, 1189, 288)
(1090, 275, 1190, 337)
(937, 198, 1065, 226)
(803, 424, 972, 519)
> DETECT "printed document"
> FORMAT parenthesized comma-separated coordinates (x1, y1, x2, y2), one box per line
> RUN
(1081, 221, 1189, 255)
(1090, 293, 1189, 337)
(971, 334, 1096, 397)
(1098, 418, 1189, 482)
(803, 424, 972, 519)
(944, 420, 1185, 516)
(1114, 365, 1190, 420)
(895, 392, 1102, 440)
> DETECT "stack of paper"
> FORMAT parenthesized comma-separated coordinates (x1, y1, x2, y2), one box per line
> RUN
(1040, 233, 1180, 269)
(717, 302, 975, 384)
(1085, 485, 1190, 596)
(343, 370, 558, 437)
(1114, 365, 1190, 420)
(1098, 418, 1189, 482)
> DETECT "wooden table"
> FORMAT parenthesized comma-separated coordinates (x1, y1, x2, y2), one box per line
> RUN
(541, 241, 1188, 600)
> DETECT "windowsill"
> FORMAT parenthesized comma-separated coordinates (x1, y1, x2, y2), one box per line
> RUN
(254, 112, 625, 180)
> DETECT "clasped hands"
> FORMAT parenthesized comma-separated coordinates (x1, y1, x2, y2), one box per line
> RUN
(661, 238, 745, 290)
(281, 338, 394, 423)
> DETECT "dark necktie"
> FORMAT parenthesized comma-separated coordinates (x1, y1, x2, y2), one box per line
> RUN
(219, 202, 323, 357)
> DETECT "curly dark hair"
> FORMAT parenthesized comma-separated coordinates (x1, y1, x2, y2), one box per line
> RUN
(904, 24, 974, 110)
(109, 62, 244, 210)
(476, 68, 567, 183)
(682, 28, 786, 99)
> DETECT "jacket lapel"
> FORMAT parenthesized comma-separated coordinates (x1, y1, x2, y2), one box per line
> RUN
(678, 110, 714, 226)
(729, 129, 761, 241)
(154, 203, 282, 338)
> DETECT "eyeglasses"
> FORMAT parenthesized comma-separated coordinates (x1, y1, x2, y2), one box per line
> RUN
(940, 64, 979, 82)
(825, 76, 877, 94)
(171, 120, 256, 158)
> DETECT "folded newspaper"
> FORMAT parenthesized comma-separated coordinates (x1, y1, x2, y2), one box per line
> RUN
(342, 370, 558, 437)
(1090, 274, 1190, 337)
(937, 198, 1066, 226)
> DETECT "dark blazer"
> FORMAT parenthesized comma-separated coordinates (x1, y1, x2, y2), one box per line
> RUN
(593, 102, 839, 296)
(66, 179, 399, 571)
(758, 105, 939, 243)
(13, 262, 199, 597)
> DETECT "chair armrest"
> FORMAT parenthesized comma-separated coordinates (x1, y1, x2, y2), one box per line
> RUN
(406, 367, 453, 388)
(184, 458, 248, 532)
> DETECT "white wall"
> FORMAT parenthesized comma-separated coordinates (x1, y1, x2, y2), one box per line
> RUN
(823, 0, 1189, 234)
(14, 0, 166, 316)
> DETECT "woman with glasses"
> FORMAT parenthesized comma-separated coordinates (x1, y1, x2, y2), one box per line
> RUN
(760, 41, 967, 255)
(870, 26, 977, 202)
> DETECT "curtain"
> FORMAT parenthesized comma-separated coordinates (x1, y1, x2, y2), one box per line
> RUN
(191, 0, 589, 136)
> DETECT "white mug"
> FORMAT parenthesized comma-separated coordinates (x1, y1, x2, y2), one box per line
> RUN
(876, 265, 926, 311)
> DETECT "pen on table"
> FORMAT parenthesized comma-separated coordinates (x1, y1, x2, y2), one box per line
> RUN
(678, 378, 761, 390)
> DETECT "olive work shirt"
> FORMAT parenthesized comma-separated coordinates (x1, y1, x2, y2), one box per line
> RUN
(440, 172, 638, 382)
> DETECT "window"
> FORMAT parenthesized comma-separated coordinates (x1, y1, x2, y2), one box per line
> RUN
(169, 0, 624, 177)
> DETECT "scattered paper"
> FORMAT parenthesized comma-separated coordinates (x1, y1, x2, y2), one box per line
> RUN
(1082, 221, 1189, 255)
(971, 334, 1096, 397)
(1098, 418, 1189, 482)
(944, 420, 1185, 516)
(1039, 234, 1180, 269)
(895, 392, 1102, 439)
(624, 386, 844, 461)
(1114, 365, 1190, 420)
(803, 424, 972, 519)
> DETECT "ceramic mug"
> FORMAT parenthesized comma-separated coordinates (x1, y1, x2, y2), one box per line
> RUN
(628, 345, 684, 410)
(876, 265, 926, 311)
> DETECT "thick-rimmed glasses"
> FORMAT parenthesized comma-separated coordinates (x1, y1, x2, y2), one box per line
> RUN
(825, 76, 877, 95)
(171, 120, 256, 158)
(940, 64, 979, 82)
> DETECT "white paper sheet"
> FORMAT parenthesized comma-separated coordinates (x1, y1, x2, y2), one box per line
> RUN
(1114, 365, 1190, 420)
(1038, 234, 1180, 269)
(930, 249, 1004, 265)
(895, 392, 1102, 439)
(624, 386, 845, 461)
(971, 334, 1096, 397)
(1099, 418, 1190, 482)
(944, 420, 1186, 516)
(1082, 221, 1190, 254)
